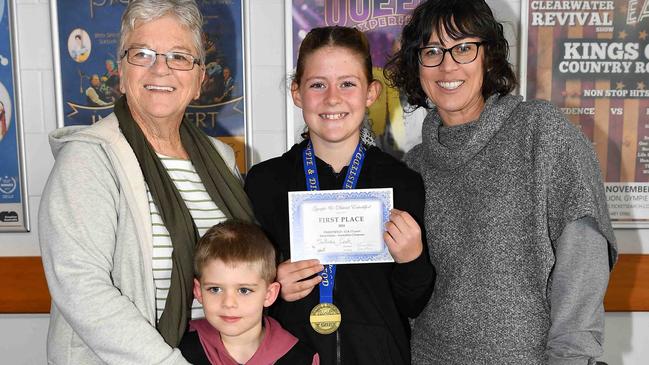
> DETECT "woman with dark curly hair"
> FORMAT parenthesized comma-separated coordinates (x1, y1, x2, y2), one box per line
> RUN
(385, 0, 617, 364)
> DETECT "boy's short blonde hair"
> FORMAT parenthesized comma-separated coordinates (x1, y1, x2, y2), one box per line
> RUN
(194, 220, 277, 283)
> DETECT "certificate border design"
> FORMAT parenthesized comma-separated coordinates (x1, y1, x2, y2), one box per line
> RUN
(0, 0, 28, 232)
(288, 188, 394, 264)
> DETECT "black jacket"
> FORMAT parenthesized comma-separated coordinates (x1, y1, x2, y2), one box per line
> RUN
(244, 141, 435, 365)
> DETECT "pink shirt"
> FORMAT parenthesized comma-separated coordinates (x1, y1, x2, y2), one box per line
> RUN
(188, 316, 319, 365)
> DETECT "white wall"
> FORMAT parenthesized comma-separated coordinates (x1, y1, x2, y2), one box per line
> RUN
(0, 0, 647, 364)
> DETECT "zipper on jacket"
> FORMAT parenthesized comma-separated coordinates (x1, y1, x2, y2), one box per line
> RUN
(336, 330, 341, 364)
(335, 279, 341, 365)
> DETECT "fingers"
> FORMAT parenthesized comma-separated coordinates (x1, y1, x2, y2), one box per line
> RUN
(385, 209, 420, 242)
(386, 209, 419, 234)
(278, 259, 323, 277)
(282, 275, 322, 302)
(277, 259, 324, 302)
(384, 209, 423, 263)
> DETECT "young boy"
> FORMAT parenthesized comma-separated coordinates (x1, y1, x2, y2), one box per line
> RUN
(179, 220, 319, 365)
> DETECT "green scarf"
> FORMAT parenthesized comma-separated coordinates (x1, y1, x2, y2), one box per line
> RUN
(114, 96, 254, 346)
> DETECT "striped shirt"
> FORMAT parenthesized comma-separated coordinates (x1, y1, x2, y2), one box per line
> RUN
(147, 156, 226, 321)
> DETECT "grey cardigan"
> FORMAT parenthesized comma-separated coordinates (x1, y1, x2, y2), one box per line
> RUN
(39, 114, 238, 364)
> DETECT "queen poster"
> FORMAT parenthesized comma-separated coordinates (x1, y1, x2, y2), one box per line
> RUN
(523, 0, 649, 226)
(52, 0, 248, 171)
(290, 0, 426, 159)
(0, 0, 28, 231)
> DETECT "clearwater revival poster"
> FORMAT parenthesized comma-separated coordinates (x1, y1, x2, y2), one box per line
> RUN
(523, 0, 649, 226)
(52, 0, 249, 171)
(0, 0, 28, 232)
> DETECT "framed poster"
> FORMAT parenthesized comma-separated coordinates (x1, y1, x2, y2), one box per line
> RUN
(522, 0, 649, 227)
(51, 0, 252, 172)
(0, 0, 29, 232)
(286, 0, 427, 159)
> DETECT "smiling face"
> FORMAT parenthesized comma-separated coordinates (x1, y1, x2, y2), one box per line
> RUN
(291, 46, 381, 150)
(193, 259, 279, 341)
(118, 15, 204, 125)
(419, 26, 485, 126)
(90, 75, 100, 88)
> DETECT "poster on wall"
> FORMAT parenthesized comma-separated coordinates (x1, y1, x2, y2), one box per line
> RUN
(0, 0, 29, 232)
(51, 0, 251, 172)
(287, 0, 427, 159)
(522, 0, 649, 227)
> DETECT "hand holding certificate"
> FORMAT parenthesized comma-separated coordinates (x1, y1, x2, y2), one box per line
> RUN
(288, 188, 394, 264)
(384, 208, 424, 263)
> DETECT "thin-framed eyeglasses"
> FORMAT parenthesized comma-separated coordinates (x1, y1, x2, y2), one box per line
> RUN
(418, 41, 485, 68)
(121, 47, 201, 71)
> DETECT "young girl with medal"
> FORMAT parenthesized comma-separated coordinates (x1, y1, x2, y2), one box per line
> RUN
(244, 26, 435, 365)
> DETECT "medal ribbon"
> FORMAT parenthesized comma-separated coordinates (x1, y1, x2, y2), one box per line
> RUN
(302, 140, 366, 305)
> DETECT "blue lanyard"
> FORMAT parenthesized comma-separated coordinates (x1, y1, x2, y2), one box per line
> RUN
(302, 140, 366, 304)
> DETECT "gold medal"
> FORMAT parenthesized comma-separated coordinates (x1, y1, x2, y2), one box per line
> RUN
(309, 303, 341, 334)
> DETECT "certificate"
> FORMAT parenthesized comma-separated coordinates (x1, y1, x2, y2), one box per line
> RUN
(288, 188, 394, 264)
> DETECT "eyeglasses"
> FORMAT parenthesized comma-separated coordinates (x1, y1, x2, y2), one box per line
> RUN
(121, 47, 201, 71)
(418, 41, 485, 68)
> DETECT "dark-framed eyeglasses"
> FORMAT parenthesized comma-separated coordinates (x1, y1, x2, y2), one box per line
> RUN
(121, 47, 201, 71)
(417, 41, 485, 68)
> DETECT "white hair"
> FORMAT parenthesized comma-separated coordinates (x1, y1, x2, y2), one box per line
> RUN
(118, 0, 205, 65)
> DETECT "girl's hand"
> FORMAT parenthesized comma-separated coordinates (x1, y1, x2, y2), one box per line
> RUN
(384, 209, 424, 263)
(276, 259, 324, 302)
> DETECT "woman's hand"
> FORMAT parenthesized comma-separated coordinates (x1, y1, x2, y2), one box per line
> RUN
(277, 259, 324, 302)
(384, 209, 424, 263)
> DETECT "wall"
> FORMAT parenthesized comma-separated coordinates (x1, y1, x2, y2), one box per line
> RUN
(0, 0, 646, 364)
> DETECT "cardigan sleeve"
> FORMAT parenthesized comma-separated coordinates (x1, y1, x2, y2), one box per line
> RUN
(39, 141, 189, 365)
(541, 106, 614, 363)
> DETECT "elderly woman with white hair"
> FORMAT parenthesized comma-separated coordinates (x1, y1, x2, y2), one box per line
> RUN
(39, 1, 254, 363)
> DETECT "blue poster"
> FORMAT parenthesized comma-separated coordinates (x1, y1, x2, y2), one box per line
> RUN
(0, 0, 27, 231)
(54, 0, 247, 170)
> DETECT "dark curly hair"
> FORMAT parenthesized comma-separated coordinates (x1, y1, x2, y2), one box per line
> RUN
(384, 0, 517, 109)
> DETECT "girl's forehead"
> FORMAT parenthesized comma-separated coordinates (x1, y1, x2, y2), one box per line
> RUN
(312, 45, 357, 56)
(303, 47, 362, 66)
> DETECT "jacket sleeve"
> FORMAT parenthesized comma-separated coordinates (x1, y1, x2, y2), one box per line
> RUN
(244, 163, 288, 256)
(546, 217, 609, 365)
(389, 169, 435, 318)
(39, 141, 189, 365)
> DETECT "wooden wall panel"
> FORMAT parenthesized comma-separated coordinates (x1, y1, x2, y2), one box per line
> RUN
(604, 254, 649, 311)
(0, 257, 50, 313)
(0, 255, 647, 313)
